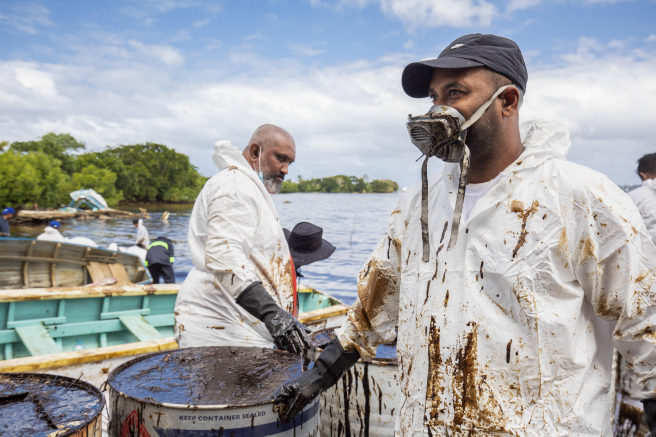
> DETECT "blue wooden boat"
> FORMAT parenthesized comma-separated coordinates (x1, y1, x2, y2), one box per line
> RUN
(0, 238, 349, 387)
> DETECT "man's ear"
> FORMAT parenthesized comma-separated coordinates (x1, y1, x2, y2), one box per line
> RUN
(248, 143, 261, 162)
(500, 87, 520, 118)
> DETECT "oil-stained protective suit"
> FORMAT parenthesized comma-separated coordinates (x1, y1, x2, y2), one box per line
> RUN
(174, 141, 294, 348)
(335, 120, 656, 437)
(630, 179, 656, 245)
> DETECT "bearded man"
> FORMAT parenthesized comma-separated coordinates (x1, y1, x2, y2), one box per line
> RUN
(274, 34, 656, 436)
(175, 124, 310, 354)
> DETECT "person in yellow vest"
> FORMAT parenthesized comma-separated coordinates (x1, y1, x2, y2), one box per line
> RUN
(145, 236, 175, 284)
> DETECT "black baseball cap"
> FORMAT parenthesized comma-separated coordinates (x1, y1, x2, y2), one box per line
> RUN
(402, 33, 528, 99)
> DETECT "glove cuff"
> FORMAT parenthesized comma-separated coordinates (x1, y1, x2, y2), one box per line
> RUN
(236, 281, 281, 326)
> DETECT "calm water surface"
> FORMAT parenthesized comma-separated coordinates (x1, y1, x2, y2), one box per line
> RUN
(13, 193, 402, 305)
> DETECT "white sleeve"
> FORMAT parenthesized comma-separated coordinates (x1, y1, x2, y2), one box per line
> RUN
(204, 182, 260, 300)
(576, 181, 656, 397)
(336, 198, 404, 359)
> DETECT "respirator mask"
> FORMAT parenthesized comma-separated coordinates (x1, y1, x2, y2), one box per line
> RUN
(406, 85, 514, 260)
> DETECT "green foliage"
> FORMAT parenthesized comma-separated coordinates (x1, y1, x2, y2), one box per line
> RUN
(11, 133, 85, 174)
(280, 180, 299, 193)
(298, 178, 322, 193)
(69, 165, 124, 206)
(0, 151, 70, 208)
(283, 175, 398, 194)
(370, 179, 399, 193)
(83, 143, 207, 202)
(0, 133, 208, 208)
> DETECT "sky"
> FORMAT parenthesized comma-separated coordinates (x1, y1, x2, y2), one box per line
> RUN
(1, 0, 655, 188)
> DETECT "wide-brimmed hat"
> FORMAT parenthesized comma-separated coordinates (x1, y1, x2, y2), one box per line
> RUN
(283, 222, 336, 268)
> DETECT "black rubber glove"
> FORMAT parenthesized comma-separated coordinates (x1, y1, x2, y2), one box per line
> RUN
(273, 337, 360, 423)
(641, 399, 656, 435)
(236, 281, 310, 354)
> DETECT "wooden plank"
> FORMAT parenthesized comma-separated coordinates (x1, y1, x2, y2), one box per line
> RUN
(108, 263, 131, 286)
(22, 240, 36, 289)
(0, 337, 177, 372)
(298, 304, 350, 324)
(86, 261, 113, 283)
(8, 316, 67, 329)
(50, 243, 61, 287)
(0, 255, 87, 266)
(101, 308, 150, 320)
(15, 324, 61, 356)
(0, 314, 174, 343)
(0, 283, 180, 303)
(119, 315, 163, 341)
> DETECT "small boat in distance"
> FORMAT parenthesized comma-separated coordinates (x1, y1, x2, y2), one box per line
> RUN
(0, 237, 151, 289)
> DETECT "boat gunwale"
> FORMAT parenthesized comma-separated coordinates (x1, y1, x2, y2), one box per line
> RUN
(0, 283, 179, 303)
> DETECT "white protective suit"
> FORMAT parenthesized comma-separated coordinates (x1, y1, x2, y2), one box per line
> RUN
(36, 226, 66, 242)
(174, 141, 294, 348)
(629, 179, 656, 245)
(135, 219, 150, 249)
(335, 120, 656, 437)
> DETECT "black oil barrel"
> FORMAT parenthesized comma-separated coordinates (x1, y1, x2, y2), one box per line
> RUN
(107, 346, 320, 436)
(0, 372, 105, 437)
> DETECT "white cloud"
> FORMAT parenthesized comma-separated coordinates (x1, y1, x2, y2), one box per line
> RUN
(0, 37, 654, 187)
(289, 43, 327, 56)
(0, 3, 52, 34)
(14, 67, 59, 99)
(647, 34, 656, 43)
(205, 39, 223, 51)
(379, 0, 497, 28)
(142, 0, 222, 13)
(194, 18, 211, 27)
(308, 0, 496, 28)
(128, 40, 186, 67)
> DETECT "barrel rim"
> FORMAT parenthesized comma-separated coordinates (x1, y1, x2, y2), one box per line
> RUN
(0, 371, 105, 436)
(107, 346, 307, 409)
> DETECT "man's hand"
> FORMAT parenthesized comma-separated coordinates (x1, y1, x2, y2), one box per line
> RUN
(273, 337, 360, 423)
(267, 312, 310, 354)
(273, 381, 316, 424)
(642, 399, 656, 435)
(236, 281, 310, 355)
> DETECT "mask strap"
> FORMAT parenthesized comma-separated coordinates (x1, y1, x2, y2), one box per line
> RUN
(258, 145, 263, 174)
(461, 85, 512, 131)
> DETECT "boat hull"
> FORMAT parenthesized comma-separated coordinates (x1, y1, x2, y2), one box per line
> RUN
(0, 238, 150, 289)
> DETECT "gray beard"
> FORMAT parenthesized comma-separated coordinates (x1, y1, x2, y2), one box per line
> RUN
(263, 175, 282, 194)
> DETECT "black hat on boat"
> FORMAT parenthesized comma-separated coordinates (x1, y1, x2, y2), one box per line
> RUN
(283, 222, 336, 268)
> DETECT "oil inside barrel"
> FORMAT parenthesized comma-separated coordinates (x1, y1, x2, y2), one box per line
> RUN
(310, 328, 397, 360)
(109, 346, 309, 405)
(0, 374, 102, 437)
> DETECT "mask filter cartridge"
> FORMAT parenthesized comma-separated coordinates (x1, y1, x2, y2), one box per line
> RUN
(406, 85, 512, 260)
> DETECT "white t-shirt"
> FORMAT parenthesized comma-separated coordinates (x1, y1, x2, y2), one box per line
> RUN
(463, 174, 501, 221)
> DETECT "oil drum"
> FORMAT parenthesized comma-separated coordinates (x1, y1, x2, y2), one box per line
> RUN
(107, 346, 320, 436)
(0, 372, 104, 436)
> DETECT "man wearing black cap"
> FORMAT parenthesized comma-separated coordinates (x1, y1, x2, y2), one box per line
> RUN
(274, 34, 656, 436)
